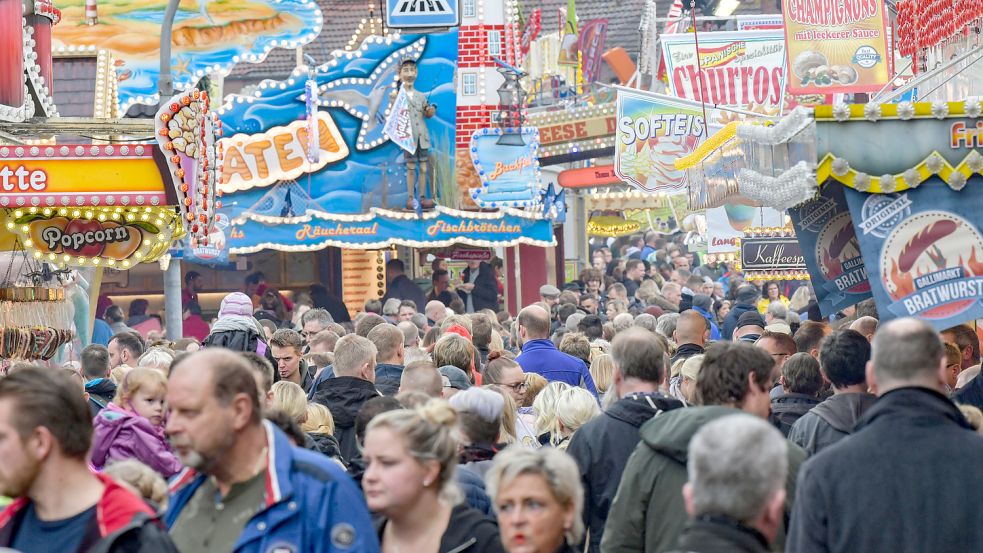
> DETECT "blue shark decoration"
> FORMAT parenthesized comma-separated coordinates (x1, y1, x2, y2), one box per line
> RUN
(217, 31, 458, 217)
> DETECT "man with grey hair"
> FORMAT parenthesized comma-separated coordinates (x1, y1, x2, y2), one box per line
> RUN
(568, 328, 684, 552)
(633, 313, 658, 334)
(300, 308, 333, 341)
(667, 415, 787, 553)
(787, 318, 983, 553)
(656, 312, 680, 341)
(764, 301, 788, 325)
(397, 320, 420, 348)
(449, 387, 505, 478)
(382, 298, 401, 323)
(311, 334, 380, 463)
(612, 312, 634, 334)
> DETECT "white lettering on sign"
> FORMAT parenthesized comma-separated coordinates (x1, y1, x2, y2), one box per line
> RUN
(0, 165, 48, 191)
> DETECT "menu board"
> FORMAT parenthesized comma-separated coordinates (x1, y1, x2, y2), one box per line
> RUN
(342, 250, 386, 317)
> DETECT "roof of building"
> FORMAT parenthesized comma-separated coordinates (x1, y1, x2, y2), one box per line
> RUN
(53, 57, 97, 118)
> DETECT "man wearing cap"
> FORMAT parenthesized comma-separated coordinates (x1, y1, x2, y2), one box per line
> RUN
(439, 365, 471, 398)
(540, 284, 561, 310)
(722, 284, 762, 340)
(734, 311, 766, 343)
(515, 305, 598, 396)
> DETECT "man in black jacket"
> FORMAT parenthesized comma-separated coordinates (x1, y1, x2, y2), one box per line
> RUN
(787, 318, 983, 553)
(311, 334, 381, 463)
(567, 327, 684, 552)
(787, 329, 875, 456)
(366, 323, 404, 396)
(458, 260, 499, 313)
(382, 258, 427, 311)
(721, 285, 760, 340)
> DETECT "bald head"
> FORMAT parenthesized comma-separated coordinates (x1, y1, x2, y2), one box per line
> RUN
(170, 349, 262, 424)
(517, 304, 551, 340)
(870, 318, 945, 394)
(399, 361, 442, 397)
(674, 310, 709, 347)
(850, 316, 878, 341)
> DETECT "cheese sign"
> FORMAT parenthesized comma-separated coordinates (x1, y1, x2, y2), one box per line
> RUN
(219, 111, 349, 193)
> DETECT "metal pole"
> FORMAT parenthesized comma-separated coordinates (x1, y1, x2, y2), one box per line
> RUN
(160, 0, 183, 341)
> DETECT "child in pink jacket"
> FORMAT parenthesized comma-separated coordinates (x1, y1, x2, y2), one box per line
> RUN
(91, 367, 182, 478)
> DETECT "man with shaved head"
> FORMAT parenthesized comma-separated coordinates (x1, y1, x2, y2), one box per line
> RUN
(671, 310, 709, 365)
(515, 304, 598, 395)
(788, 318, 983, 553)
(849, 316, 878, 342)
(166, 349, 377, 552)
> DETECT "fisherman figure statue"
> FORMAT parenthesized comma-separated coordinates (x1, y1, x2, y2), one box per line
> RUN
(392, 58, 437, 209)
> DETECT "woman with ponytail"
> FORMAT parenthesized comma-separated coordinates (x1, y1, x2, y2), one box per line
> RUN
(363, 399, 505, 553)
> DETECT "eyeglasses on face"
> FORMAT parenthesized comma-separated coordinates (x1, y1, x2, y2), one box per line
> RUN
(502, 381, 527, 391)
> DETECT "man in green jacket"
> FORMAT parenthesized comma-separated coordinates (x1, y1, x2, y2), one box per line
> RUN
(601, 341, 805, 553)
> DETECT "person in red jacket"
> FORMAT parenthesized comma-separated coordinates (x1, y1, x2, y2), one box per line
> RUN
(0, 367, 177, 553)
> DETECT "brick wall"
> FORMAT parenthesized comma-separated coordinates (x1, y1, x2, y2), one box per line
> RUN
(458, 24, 507, 68)
(456, 104, 497, 149)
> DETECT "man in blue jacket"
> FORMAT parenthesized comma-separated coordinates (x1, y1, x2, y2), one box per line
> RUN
(515, 304, 598, 396)
(165, 349, 379, 553)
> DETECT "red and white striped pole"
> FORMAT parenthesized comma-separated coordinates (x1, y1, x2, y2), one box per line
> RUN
(85, 0, 97, 25)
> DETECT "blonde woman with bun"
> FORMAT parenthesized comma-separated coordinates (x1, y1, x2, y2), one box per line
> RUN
(363, 399, 505, 553)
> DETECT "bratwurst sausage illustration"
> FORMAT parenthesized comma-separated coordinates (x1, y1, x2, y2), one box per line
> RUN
(897, 219, 958, 273)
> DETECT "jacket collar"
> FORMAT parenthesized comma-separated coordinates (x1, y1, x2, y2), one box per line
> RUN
(168, 421, 294, 510)
(858, 386, 972, 431)
(520, 338, 556, 351)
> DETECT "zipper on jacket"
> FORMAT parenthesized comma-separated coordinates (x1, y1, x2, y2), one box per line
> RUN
(446, 537, 477, 553)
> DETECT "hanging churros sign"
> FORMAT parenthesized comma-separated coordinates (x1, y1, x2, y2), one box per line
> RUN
(661, 30, 787, 109)
(783, 0, 891, 94)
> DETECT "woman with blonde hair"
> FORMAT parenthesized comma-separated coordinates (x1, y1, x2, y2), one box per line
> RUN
(363, 400, 504, 553)
(104, 458, 169, 512)
(590, 353, 616, 400)
(533, 381, 572, 447)
(302, 402, 343, 459)
(270, 381, 308, 424)
(554, 387, 601, 450)
(487, 446, 584, 553)
(522, 373, 548, 408)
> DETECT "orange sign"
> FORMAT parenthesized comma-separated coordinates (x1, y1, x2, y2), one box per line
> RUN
(219, 111, 349, 193)
(558, 165, 622, 188)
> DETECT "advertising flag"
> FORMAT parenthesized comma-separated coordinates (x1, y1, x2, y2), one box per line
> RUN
(383, 88, 416, 154)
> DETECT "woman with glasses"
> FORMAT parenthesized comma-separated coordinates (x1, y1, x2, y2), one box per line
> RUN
(483, 353, 539, 447)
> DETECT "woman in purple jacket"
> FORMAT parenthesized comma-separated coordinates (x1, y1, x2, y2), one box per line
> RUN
(91, 368, 182, 478)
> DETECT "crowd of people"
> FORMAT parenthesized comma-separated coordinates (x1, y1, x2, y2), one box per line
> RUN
(3, 233, 983, 553)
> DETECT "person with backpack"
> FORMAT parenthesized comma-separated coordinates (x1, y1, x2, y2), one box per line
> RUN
(202, 292, 277, 368)
(81, 344, 116, 416)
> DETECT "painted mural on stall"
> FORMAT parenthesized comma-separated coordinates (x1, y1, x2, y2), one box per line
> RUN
(53, 0, 323, 110)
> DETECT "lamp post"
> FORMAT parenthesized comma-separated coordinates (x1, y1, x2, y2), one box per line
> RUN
(496, 64, 527, 146)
